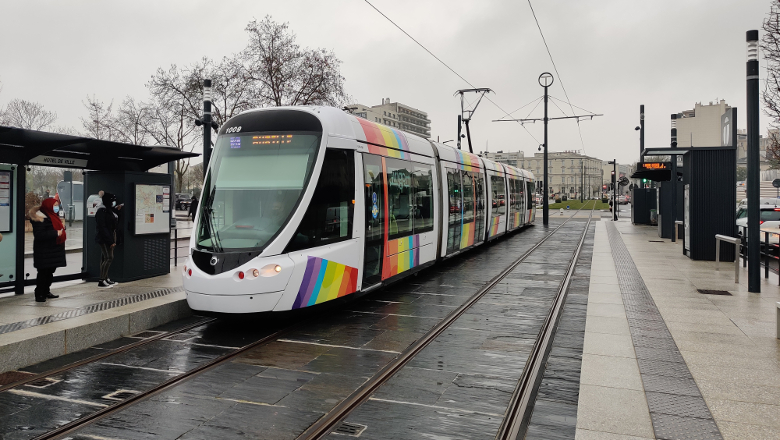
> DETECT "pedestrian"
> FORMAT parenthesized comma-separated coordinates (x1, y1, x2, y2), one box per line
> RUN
(94, 191, 120, 288)
(29, 198, 66, 302)
(188, 196, 198, 221)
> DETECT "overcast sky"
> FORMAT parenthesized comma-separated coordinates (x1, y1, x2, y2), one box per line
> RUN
(0, 0, 772, 165)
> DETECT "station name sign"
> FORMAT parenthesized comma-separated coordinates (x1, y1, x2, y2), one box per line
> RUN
(29, 155, 88, 168)
(638, 162, 670, 170)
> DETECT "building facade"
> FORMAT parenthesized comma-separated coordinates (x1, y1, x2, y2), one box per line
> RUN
(484, 150, 603, 198)
(675, 100, 731, 148)
(348, 98, 431, 138)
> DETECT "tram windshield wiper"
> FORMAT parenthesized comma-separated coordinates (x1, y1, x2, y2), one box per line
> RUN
(204, 186, 223, 253)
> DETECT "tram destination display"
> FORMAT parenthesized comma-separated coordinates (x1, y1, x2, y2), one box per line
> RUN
(134, 183, 171, 235)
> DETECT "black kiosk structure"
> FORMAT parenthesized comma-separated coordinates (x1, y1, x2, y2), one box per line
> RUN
(634, 108, 737, 261)
(0, 126, 197, 295)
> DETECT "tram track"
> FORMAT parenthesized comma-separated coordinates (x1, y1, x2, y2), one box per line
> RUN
(26, 203, 595, 440)
(297, 202, 596, 440)
(0, 316, 216, 394)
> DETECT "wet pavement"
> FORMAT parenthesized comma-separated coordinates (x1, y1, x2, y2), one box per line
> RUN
(0, 215, 597, 440)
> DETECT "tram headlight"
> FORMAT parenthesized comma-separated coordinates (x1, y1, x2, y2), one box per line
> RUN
(252, 269, 260, 278)
(259, 264, 283, 277)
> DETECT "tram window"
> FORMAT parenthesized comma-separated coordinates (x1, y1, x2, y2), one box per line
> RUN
(517, 179, 524, 211)
(447, 169, 462, 253)
(285, 149, 354, 252)
(412, 163, 434, 233)
(527, 181, 534, 207)
(473, 172, 486, 242)
(462, 170, 475, 224)
(386, 158, 414, 239)
(491, 175, 506, 216)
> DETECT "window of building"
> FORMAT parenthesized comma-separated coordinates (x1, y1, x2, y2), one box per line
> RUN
(285, 149, 354, 252)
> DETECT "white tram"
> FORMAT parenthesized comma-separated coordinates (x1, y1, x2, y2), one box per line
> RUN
(183, 106, 536, 314)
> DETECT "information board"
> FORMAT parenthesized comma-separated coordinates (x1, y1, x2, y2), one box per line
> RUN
(134, 184, 171, 235)
(0, 170, 12, 233)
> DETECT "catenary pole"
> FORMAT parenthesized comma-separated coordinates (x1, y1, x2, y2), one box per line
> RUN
(202, 79, 213, 172)
(540, 73, 553, 226)
(670, 114, 678, 243)
(640, 105, 645, 156)
(747, 30, 760, 292)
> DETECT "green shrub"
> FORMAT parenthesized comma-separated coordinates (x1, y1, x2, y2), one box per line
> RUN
(562, 195, 568, 201)
(601, 197, 608, 203)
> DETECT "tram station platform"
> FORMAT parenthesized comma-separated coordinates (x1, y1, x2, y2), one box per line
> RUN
(0, 272, 190, 374)
(577, 217, 780, 440)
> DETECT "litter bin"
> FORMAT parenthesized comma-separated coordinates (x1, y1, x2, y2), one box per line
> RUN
(650, 209, 658, 225)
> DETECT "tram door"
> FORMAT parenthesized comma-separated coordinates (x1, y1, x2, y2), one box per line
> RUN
(362, 154, 385, 287)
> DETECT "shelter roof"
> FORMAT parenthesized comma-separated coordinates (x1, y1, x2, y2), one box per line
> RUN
(0, 126, 198, 171)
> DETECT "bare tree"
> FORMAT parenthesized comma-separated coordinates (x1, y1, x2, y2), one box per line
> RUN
(763, 1, 780, 168)
(80, 95, 119, 140)
(3, 99, 57, 130)
(242, 16, 349, 107)
(143, 94, 199, 192)
(113, 96, 150, 145)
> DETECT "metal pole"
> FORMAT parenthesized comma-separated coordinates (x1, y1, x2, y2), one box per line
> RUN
(543, 85, 549, 226)
(671, 114, 678, 243)
(202, 79, 213, 172)
(15, 166, 25, 295)
(457, 115, 462, 150)
(580, 159, 584, 203)
(747, 30, 760, 292)
(612, 161, 617, 221)
(640, 104, 645, 156)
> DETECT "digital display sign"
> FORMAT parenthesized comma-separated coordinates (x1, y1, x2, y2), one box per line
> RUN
(252, 134, 294, 145)
(230, 137, 241, 149)
(638, 162, 670, 170)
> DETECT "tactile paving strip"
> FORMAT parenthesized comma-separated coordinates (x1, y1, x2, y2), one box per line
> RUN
(606, 222, 723, 440)
(0, 287, 183, 335)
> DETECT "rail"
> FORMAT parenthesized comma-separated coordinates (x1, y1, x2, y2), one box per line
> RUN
(297, 201, 596, 439)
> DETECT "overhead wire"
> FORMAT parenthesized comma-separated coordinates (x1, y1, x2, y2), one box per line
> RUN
(362, 0, 542, 146)
(526, 0, 588, 154)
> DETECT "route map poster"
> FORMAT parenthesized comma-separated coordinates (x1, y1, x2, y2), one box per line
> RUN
(0, 170, 12, 233)
(134, 184, 170, 235)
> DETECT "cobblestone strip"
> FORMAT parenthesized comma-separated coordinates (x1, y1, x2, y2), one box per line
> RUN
(0, 287, 183, 335)
(605, 222, 722, 440)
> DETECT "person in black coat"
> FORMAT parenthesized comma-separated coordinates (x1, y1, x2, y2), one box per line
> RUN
(94, 192, 120, 288)
(30, 198, 66, 302)
(188, 196, 198, 221)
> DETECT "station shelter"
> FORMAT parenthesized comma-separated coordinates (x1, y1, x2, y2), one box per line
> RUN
(632, 108, 737, 261)
(0, 126, 197, 296)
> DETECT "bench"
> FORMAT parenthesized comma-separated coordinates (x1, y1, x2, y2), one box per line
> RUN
(715, 234, 741, 283)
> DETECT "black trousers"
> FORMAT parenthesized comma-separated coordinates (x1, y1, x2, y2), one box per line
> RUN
(99, 243, 114, 280)
(35, 267, 56, 298)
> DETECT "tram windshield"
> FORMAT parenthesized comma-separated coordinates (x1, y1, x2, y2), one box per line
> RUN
(196, 132, 320, 252)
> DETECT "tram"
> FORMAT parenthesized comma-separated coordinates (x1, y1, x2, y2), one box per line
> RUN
(183, 106, 536, 314)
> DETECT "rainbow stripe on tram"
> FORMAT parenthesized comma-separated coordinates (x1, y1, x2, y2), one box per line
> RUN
(489, 216, 501, 237)
(356, 118, 410, 159)
(460, 222, 475, 249)
(383, 235, 421, 279)
(293, 257, 358, 309)
(513, 211, 521, 228)
(455, 150, 481, 172)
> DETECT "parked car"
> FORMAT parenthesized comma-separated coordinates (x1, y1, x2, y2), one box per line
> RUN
(175, 193, 191, 211)
(736, 205, 780, 244)
(617, 195, 629, 205)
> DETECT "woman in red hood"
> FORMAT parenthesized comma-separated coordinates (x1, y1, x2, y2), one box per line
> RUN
(29, 198, 66, 302)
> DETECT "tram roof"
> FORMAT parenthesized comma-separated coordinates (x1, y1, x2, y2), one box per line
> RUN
(0, 125, 198, 171)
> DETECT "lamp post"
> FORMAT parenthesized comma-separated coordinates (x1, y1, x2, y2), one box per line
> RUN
(540, 72, 553, 226)
(608, 160, 617, 221)
(747, 30, 760, 293)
